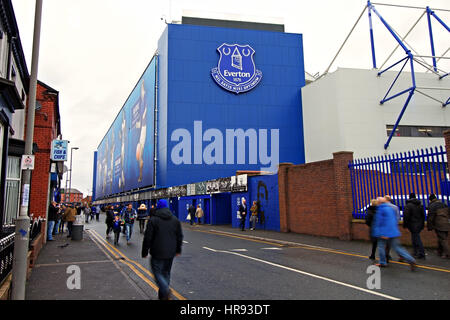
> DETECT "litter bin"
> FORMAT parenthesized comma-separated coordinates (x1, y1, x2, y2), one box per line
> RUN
(72, 215, 84, 241)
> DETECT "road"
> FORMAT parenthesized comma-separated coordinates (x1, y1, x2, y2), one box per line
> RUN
(85, 217, 450, 300)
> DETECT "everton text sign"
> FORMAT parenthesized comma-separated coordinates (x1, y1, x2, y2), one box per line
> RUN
(211, 43, 262, 94)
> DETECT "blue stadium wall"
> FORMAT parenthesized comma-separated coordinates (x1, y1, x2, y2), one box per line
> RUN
(156, 23, 305, 188)
(174, 174, 280, 231)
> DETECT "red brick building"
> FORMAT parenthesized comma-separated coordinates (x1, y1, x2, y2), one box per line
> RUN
(28, 81, 62, 220)
(61, 188, 83, 203)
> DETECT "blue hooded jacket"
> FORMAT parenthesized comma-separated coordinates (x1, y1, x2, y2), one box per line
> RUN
(371, 202, 401, 238)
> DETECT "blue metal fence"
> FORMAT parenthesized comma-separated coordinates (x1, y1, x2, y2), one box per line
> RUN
(349, 146, 449, 219)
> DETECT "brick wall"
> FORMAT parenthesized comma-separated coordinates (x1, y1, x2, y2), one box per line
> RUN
(28, 83, 59, 219)
(278, 145, 450, 250)
(278, 152, 354, 239)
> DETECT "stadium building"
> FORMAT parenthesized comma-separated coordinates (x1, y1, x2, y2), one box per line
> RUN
(93, 5, 450, 231)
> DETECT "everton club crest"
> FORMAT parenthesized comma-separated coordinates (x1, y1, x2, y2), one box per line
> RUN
(211, 43, 262, 94)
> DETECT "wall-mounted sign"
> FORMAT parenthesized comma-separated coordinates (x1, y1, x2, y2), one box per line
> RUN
(21, 155, 35, 170)
(50, 140, 68, 161)
(211, 43, 262, 94)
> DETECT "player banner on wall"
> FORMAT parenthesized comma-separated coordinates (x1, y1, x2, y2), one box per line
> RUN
(95, 56, 157, 199)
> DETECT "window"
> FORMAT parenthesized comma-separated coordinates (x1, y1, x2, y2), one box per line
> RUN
(4, 156, 21, 226)
(387, 125, 450, 138)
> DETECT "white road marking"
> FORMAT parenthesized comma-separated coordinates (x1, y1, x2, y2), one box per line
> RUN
(202, 247, 401, 300)
(183, 241, 189, 244)
(261, 247, 283, 250)
(230, 249, 248, 252)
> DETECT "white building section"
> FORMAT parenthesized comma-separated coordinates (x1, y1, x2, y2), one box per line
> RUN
(302, 68, 450, 162)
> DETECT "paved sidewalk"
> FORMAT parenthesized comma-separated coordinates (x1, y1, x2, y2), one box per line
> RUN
(25, 230, 150, 300)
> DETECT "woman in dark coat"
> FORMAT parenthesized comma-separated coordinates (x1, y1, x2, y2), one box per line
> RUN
(365, 199, 379, 260)
(105, 205, 115, 238)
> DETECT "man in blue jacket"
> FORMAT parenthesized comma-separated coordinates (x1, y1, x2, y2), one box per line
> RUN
(372, 197, 416, 270)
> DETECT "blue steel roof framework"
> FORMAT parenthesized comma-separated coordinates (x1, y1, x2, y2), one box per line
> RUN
(319, 1, 450, 150)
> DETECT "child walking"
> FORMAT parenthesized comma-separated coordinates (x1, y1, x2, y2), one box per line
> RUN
(113, 214, 123, 246)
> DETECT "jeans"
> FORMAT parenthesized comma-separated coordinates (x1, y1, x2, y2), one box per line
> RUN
(125, 223, 134, 241)
(150, 257, 174, 300)
(377, 237, 415, 265)
(53, 220, 61, 235)
(411, 232, 425, 257)
(47, 221, 55, 240)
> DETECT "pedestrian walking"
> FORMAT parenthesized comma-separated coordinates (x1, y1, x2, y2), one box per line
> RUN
(188, 204, 196, 225)
(238, 197, 247, 231)
(105, 205, 115, 239)
(53, 203, 62, 236)
(47, 201, 58, 241)
(250, 201, 258, 230)
(112, 214, 123, 246)
(63, 204, 77, 238)
(122, 203, 137, 244)
(84, 203, 91, 223)
(366, 199, 379, 260)
(427, 194, 450, 259)
(195, 204, 204, 225)
(142, 199, 183, 300)
(58, 204, 66, 233)
(94, 205, 100, 221)
(372, 197, 416, 270)
(403, 193, 426, 259)
(366, 198, 393, 261)
(137, 203, 148, 234)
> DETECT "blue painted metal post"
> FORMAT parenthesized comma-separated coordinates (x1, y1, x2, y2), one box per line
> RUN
(411, 151, 421, 204)
(368, 1, 377, 69)
(362, 159, 370, 213)
(426, 7, 438, 72)
(380, 58, 410, 104)
(384, 89, 415, 149)
(439, 146, 450, 206)
(377, 156, 384, 196)
(430, 8, 450, 32)
(370, 4, 411, 54)
(357, 160, 364, 217)
(421, 149, 430, 208)
(435, 146, 444, 200)
(417, 150, 426, 208)
(400, 152, 408, 211)
(393, 154, 401, 209)
(349, 161, 357, 218)
(369, 157, 377, 199)
(382, 154, 390, 197)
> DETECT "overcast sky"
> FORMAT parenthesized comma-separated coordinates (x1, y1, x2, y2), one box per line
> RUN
(11, 0, 450, 197)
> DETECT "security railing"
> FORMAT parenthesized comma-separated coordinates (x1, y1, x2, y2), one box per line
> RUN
(349, 146, 449, 219)
(0, 233, 14, 286)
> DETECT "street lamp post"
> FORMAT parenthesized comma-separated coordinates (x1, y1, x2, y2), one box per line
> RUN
(68, 147, 79, 203)
(11, 0, 43, 300)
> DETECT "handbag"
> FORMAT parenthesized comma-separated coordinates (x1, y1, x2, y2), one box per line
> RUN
(187, 213, 191, 221)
